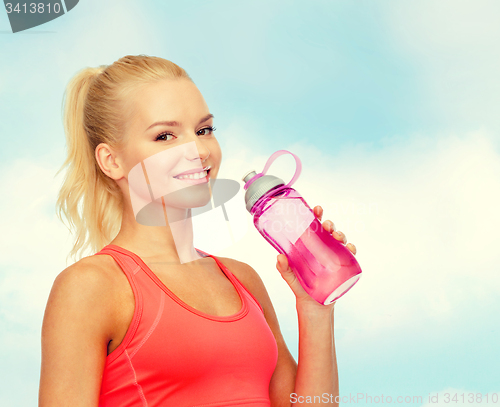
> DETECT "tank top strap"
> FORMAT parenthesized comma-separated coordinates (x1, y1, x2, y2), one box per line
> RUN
(96, 245, 142, 276)
(94, 245, 154, 364)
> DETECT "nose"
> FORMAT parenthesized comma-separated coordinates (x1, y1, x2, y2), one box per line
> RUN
(186, 135, 211, 164)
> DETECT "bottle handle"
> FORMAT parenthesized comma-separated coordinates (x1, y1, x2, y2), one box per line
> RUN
(243, 150, 302, 191)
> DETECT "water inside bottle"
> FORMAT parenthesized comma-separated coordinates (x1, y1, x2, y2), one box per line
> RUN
(290, 218, 362, 304)
(257, 195, 362, 304)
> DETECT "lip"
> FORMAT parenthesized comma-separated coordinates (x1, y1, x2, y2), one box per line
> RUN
(174, 175, 209, 185)
(173, 165, 211, 178)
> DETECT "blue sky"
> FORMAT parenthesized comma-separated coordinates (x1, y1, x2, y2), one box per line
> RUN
(1, 0, 499, 406)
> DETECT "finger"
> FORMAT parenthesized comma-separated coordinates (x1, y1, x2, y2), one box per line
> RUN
(276, 254, 290, 273)
(276, 254, 309, 299)
(314, 205, 323, 221)
(346, 242, 357, 255)
(323, 220, 336, 233)
(333, 230, 347, 244)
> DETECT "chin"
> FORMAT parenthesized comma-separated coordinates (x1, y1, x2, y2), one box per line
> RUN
(171, 185, 212, 208)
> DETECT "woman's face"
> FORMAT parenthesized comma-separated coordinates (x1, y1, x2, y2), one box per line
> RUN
(117, 78, 222, 215)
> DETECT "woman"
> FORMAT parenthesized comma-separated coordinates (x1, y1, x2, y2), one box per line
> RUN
(39, 55, 357, 407)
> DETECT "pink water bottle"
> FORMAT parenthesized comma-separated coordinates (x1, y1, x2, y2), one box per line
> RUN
(242, 150, 362, 305)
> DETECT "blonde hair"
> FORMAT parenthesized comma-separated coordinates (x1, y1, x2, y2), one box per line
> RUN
(55, 54, 191, 262)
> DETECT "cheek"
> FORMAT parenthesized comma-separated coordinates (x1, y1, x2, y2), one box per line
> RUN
(121, 143, 151, 178)
(142, 150, 180, 197)
(144, 154, 178, 179)
(209, 139, 222, 164)
(144, 144, 204, 197)
(127, 160, 155, 216)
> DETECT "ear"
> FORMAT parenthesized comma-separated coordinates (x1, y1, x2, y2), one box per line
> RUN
(95, 143, 126, 180)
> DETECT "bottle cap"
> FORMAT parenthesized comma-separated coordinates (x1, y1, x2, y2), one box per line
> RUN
(242, 150, 302, 213)
(242, 170, 284, 213)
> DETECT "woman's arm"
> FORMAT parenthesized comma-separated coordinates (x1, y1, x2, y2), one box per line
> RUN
(287, 282, 338, 406)
(275, 203, 355, 406)
(39, 258, 117, 407)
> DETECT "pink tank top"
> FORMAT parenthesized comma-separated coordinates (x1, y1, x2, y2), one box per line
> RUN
(95, 244, 278, 407)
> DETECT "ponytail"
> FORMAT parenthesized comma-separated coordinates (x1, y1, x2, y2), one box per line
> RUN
(55, 66, 122, 263)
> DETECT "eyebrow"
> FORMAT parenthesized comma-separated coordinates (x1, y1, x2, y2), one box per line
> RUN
(146, 114, 214, 131)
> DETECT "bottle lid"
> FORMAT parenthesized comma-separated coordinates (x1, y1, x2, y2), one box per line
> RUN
(242, 150, 302, 213)
(242, 170, 284, 213)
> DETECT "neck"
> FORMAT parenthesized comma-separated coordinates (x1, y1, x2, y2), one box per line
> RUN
(110, 199, 205, 266)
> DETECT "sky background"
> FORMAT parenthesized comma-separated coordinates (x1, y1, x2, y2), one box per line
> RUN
(1, 0, 499, 406)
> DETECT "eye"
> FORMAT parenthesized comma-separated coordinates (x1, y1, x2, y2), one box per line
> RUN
(197, 126, 216, 136)
(155, 132, 175, 142)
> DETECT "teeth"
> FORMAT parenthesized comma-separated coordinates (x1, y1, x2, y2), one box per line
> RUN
(176, 170, 207, 180)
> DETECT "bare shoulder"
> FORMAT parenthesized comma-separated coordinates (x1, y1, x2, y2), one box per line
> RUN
(216, 257, 263, 286)
(39, 254, 121, 406)
(52, 254, 119, 297)
(45, 254, 124, 336)
(216, 255, 254, 274)
(216, 256, 271, 312)
(59, 253, 119, 278)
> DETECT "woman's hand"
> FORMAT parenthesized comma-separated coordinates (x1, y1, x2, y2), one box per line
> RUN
(276, 205, 357, 310)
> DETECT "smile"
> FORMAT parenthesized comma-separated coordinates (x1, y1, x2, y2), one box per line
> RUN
(175, 169, 208, 180)
(173, 166, 211, 184)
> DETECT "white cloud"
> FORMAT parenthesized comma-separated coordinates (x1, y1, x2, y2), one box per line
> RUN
(0, 150, 72, 330)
